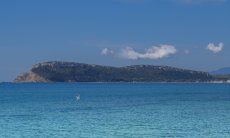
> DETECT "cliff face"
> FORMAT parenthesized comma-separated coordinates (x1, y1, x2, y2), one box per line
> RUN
(14, 72, 50, 83)
(14, 61, 214, 82)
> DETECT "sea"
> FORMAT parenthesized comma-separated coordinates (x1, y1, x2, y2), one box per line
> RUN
(0, 83, 230, 138)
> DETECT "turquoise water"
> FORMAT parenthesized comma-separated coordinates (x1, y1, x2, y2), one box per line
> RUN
(0, 83, 230, 138)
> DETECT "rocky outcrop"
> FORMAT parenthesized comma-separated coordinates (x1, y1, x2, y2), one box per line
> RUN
(14, 72, 50, 83)
(14, 61, 214, 83)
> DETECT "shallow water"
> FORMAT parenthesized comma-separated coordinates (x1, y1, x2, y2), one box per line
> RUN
(0, 83, 230, 137)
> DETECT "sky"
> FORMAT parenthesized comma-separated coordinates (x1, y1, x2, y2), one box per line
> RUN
(0, 0, 229, 81)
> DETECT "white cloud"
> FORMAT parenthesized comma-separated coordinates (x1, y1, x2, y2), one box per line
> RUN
(121, 45, 177, 60)
(101, 48, 114, 56)
(206, 43, 224, 53)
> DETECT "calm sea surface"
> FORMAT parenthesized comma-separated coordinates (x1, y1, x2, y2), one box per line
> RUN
(0, 83, 230, 138)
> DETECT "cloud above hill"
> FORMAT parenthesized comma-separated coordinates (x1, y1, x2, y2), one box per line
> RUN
(121, 45, 177, 60)
(101, 48, 114, 56)
(206, 43, 224, 53)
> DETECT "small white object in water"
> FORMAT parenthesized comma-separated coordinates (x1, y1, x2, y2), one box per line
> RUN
(76, 94, 80, 101)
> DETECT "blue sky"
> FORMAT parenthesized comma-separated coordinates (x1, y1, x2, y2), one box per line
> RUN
(0, 0, 229, 81)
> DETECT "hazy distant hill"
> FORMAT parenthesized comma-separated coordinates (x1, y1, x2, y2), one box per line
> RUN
(14, 61, 214, 83)
(210, 67, 230, 75)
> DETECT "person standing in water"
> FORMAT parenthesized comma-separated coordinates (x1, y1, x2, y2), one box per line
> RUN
(76, 94, 80, 101)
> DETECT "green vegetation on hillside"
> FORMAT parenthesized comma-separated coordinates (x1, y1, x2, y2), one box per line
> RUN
(15, 61, 215, 82)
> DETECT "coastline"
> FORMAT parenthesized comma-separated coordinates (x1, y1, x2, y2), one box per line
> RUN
(4, 81, 230, 84)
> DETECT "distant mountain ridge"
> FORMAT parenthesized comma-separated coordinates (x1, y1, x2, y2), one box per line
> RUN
(210, 67, 230, 75)
(14, 61, 215, 83)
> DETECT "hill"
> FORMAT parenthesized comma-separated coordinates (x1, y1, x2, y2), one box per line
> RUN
(210, 67, 230, 75)
(14, 61, 214, 83)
